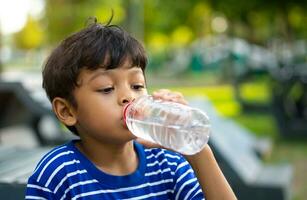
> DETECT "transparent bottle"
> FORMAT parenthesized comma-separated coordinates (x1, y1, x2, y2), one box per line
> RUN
(123, 95, 210, 155)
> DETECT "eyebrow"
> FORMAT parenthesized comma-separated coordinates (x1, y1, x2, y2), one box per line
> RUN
(128, 67, 143, 75)
(88, 70, 110, 82)
(88, 67, 143, 82)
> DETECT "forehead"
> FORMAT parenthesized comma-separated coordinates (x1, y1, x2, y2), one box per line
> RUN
(78, 66, 144, 84)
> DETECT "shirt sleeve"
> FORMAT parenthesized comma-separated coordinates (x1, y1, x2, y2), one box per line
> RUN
(25, 177, 55, 200)
(173, 156, 205, 200)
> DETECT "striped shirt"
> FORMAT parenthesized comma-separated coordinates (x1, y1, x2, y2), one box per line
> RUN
(26, 140, 205, 200)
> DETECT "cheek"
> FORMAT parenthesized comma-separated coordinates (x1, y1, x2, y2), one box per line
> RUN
(80, 103, 113, 120)
(139, 90, 148, 96)
(87, 100, 120, 122)
(77, 104, 118, 133)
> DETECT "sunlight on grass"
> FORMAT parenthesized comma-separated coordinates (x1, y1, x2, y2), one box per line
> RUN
(214, 102, 241, 117)
(239, 81, 271, 103)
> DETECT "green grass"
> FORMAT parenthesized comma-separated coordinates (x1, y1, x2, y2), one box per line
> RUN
(238, 78, 271, 103)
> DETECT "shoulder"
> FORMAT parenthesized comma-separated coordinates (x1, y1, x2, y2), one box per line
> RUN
(28, 141, 81, 187)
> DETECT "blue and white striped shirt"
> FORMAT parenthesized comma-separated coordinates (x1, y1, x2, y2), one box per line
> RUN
(26, 140, 205, 199)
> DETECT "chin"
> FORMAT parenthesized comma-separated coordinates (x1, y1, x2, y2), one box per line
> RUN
(119, 128, 136, 139)
(127, 131, 137, 140)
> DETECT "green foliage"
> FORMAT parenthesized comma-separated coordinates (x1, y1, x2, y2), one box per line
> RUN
(40, 0, 306, 47)
(44, 0, 125, 45)
(208, 0, 307, 42)
(144, 1, 214, 52)
(13, 16, 44, 49)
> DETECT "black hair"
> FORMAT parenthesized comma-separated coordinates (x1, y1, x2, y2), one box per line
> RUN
(42, 17, 147, 135)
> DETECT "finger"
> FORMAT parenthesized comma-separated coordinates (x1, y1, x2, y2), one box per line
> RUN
(171, 92, 188, 105)
(153, 90, 188, 105)
(152, 89, 179, 100)
(152, 89, 171, 99)
(170, 97, 188, 105)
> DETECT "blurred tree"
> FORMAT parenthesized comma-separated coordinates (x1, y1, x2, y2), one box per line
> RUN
(44, 0, 125, 45)
(208, 0, 307, 43)
(123, 0, 144, 41)
(14, 16, 44, 49)
(42, 0, 306, 47)
(143, 0, 208, 53)
(144, 1, 196, 41)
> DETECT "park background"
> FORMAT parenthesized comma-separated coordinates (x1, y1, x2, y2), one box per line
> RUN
(0, 0, 306, 199)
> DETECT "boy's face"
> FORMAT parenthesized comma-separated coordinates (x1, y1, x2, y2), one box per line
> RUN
(71, 60, 147, 144)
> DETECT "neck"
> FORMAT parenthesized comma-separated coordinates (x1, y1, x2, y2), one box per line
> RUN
(76, 138, 138, 176)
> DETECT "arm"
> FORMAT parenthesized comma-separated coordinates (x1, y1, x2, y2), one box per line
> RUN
(151, 89, 237, 200)
(185, 145, 237, 200)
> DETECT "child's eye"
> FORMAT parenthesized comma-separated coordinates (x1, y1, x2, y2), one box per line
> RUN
(132, 84, 145, 90)
(98, 87, 114, 94)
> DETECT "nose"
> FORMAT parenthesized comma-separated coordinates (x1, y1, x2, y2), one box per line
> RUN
(122, 97, 130, 104)
(119, 93, 134, 106)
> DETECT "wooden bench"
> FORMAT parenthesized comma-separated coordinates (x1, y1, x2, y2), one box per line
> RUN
(189, 97, 292, 200)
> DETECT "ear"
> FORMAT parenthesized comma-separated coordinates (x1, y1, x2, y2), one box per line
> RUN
(52, 97, 77, 126)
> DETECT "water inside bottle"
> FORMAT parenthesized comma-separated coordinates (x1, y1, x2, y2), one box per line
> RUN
(126, 118, 210, 155)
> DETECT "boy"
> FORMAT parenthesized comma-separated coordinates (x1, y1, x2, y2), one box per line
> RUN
(26, 20, 236, 200)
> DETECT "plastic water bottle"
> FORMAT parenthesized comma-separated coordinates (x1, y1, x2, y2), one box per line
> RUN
(123, 95, 211, 155)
